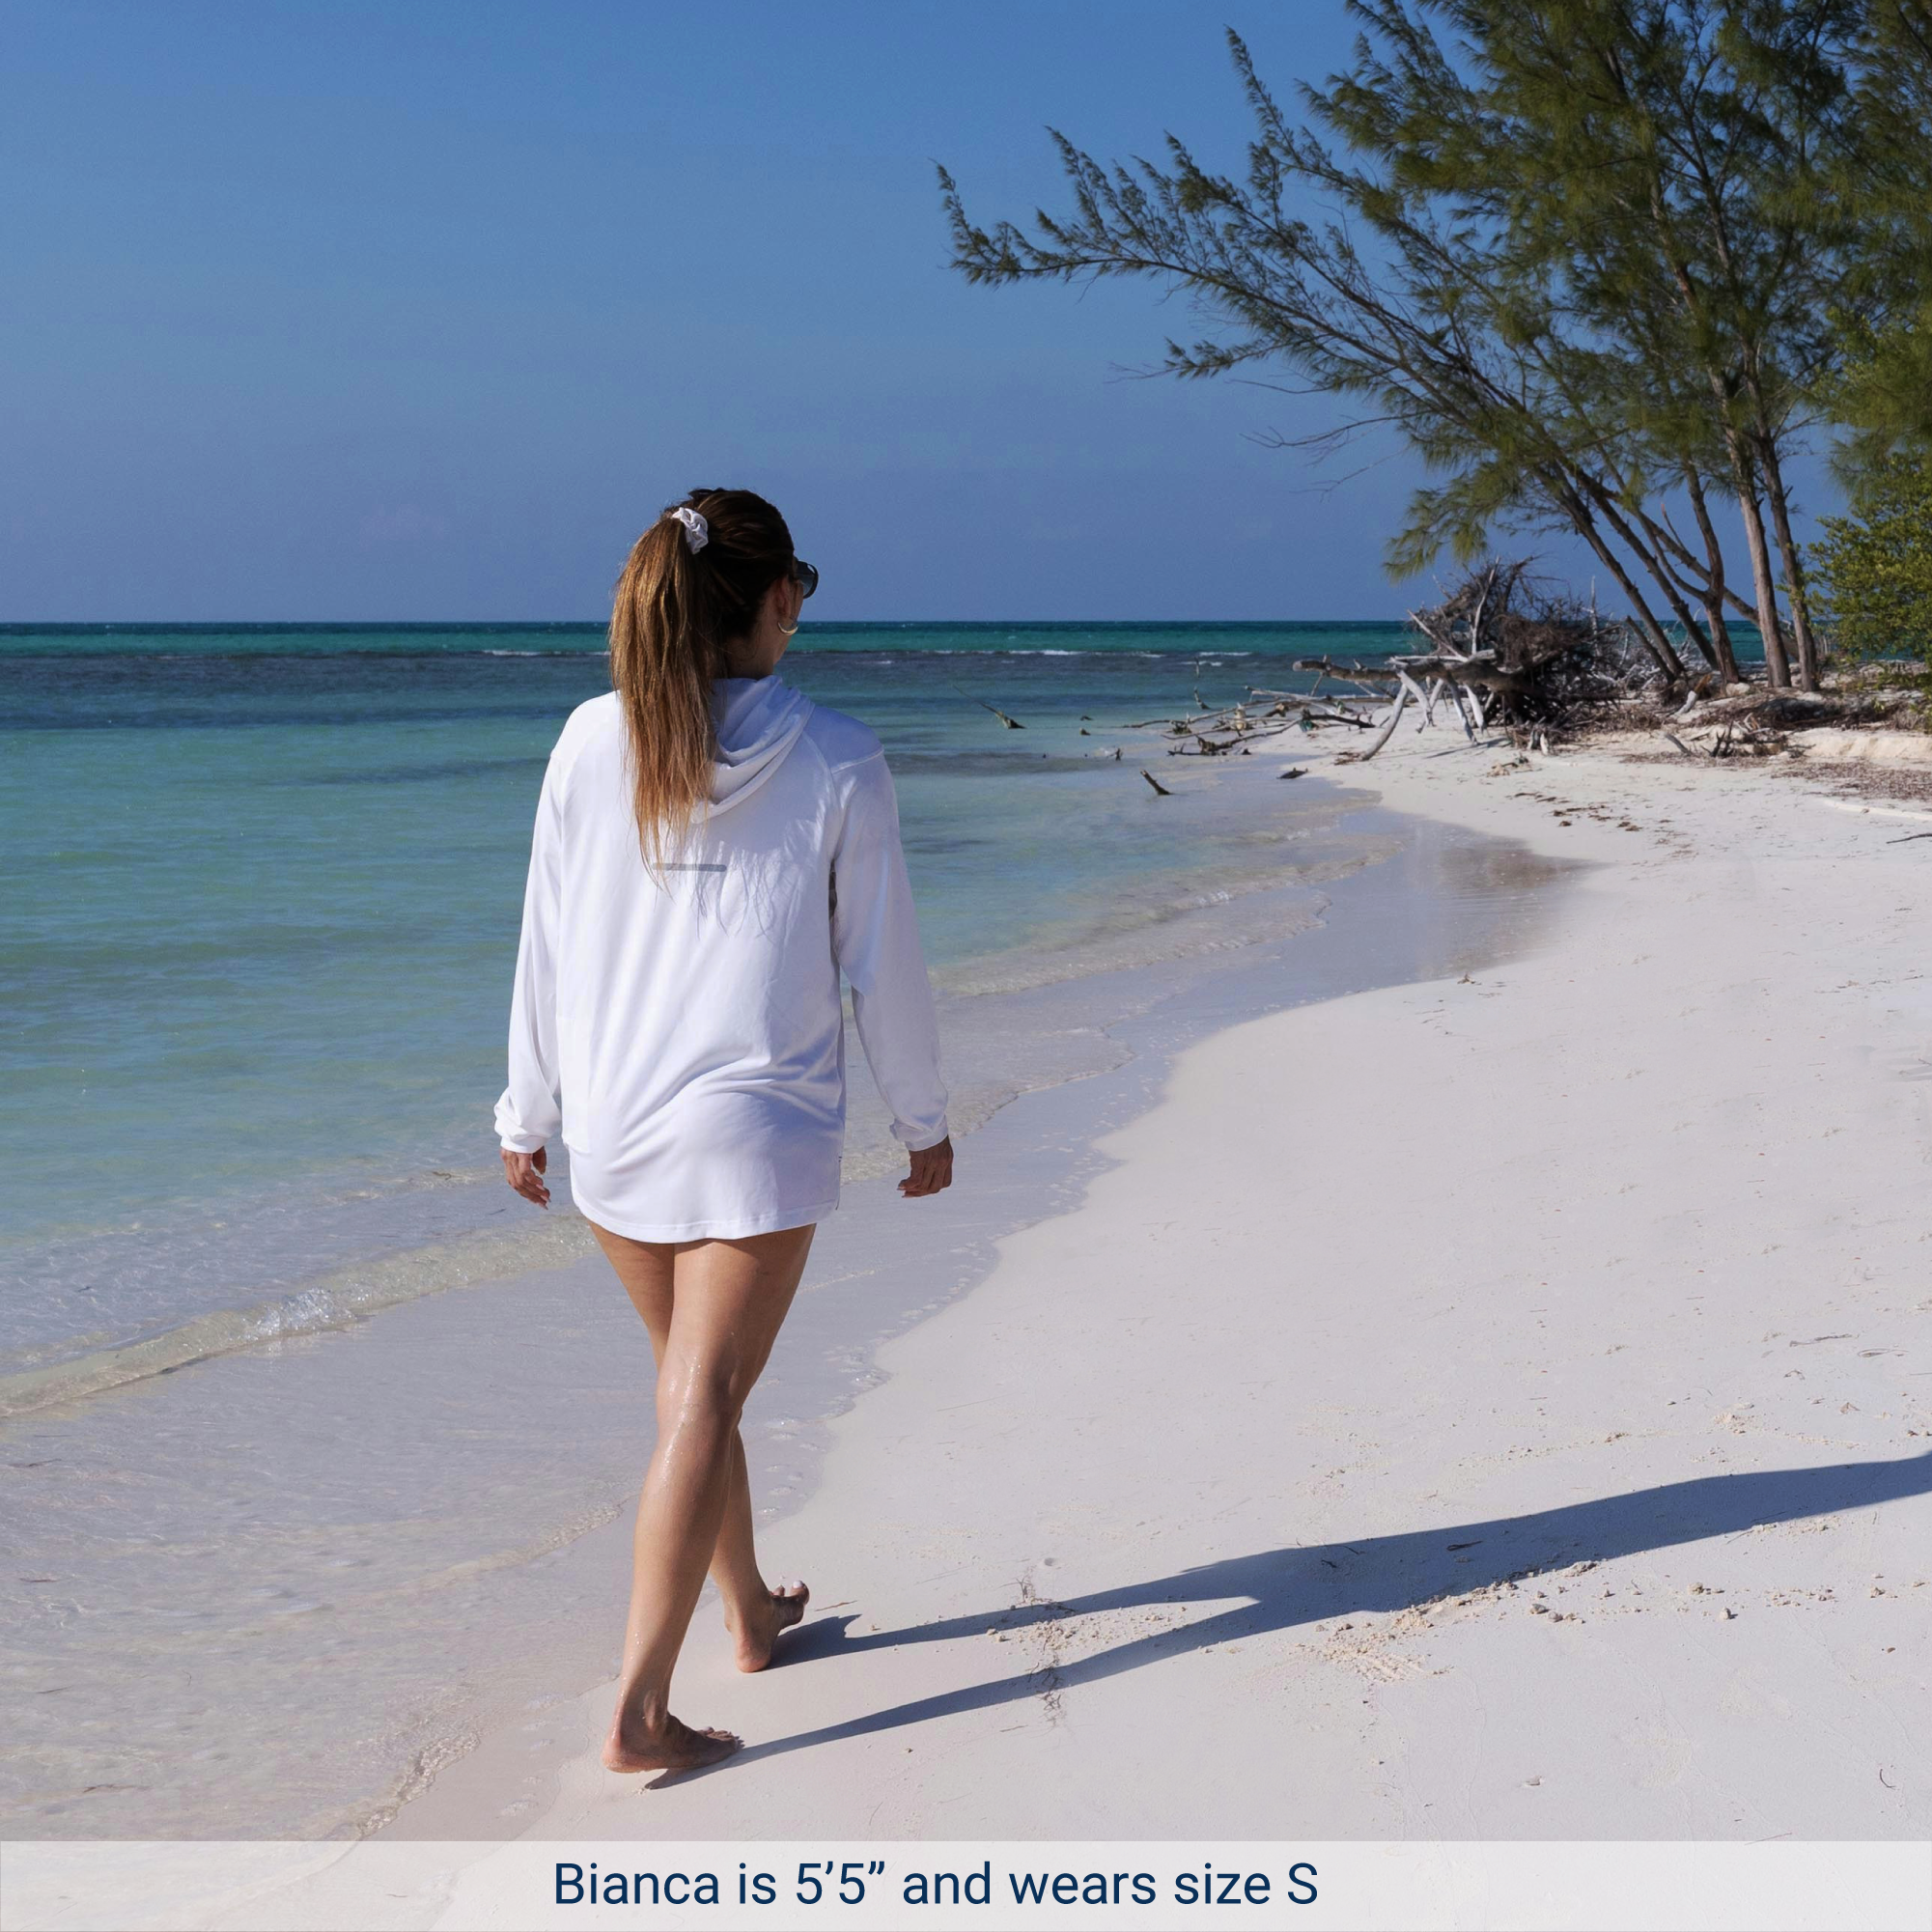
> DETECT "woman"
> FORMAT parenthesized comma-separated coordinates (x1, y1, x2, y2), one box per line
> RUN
(493, 488, 953, 1774)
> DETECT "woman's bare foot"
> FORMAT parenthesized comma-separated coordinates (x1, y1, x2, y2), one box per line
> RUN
(602, 1710, 741, 1774)
(727, 1580, 810, 1672)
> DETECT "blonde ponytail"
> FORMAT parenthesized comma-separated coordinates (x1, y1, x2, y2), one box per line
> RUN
(606, 488, 797, 868)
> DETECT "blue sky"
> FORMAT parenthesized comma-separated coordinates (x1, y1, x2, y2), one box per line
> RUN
(1, 2, 1834, 623)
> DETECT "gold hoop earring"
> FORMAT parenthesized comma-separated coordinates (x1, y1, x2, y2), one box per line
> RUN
(776, 618, 798, 637)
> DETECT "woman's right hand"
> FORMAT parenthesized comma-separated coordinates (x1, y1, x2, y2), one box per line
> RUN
(899, 1135, 953, 1200)
(502, 1145, 550, 1208)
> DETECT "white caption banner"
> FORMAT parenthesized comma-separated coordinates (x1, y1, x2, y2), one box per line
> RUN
(4, 1839, 1927, 1931)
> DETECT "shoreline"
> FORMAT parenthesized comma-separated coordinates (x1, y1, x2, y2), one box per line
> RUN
(374, 794, 1576, 1847)
(2, 773, 1565, 1845)
(385, 723, 1930, 1853)
(1, 734, 1363, 1415)
(14, 713, 1929, 1884)
(8, 725, 1929, 1921)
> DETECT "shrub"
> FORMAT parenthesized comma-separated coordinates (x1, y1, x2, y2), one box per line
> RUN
(1812, 456, 1932, 667)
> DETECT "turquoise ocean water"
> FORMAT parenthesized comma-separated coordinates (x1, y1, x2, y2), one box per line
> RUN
(4, 618, 1605, 1841)
(1, 620, 1411, 1394)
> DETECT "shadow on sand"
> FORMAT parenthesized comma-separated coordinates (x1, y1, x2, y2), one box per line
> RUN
(668, 1450, 1931, 1778)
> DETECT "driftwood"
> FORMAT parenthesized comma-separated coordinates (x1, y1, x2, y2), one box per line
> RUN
(1296, 561, 1665, 760)
(1334, 680, 1413, 764)
(1662, 712, 1793, 760)
(1118, 688, 1378, 760)
(1112, 561, 1684, 770)
(1660, 684, 1915, 762)
(953, 683, 1025, 728)
(1112, 686, 1388, 763)
(1245, 690, 1379, 728)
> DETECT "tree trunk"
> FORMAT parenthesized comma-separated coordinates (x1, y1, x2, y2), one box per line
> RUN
(1559, 486, 1686, 683)
(1634, 537, 1719, 673)
(1683, 469, 1743, 685)
(1629, 490, 1762, 648)
(1756, 438, 1821, 691)
(1705, 359, 1790, 686)
(1575, 492, 1689, 681)
(1578, 465, 1718, 672)
(1730, 457, 1791, 688)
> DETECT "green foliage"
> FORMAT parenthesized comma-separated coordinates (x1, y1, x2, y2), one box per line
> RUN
(938, 23, 1647, 579)
(939, 3, 1932, 692)
(1818, 10, 1932, 515)
(1812, 454, 1932, 663)
(1831, 315, 1932, 479)
(938, 26, 1702, 677)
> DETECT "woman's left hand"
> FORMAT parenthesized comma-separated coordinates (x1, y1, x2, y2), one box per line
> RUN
(899, 1135, 953, 1199)
(502, 1145, 550, 1208)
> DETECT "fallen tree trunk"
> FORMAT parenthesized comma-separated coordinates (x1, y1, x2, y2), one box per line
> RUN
(1334, 681, 1414, 763)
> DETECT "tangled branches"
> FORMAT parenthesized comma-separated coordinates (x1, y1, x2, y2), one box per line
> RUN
(1113, 562, 1672, 769)
(1296, 561, 1663, 758)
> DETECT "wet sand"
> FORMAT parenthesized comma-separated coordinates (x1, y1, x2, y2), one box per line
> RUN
(386, 728, 1931, 1850)
(12, 727, 1929, 1929)
(2, 773, 1563, 1845)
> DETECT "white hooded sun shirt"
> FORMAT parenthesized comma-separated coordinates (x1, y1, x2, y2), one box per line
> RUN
(493, 678, 950, 1241)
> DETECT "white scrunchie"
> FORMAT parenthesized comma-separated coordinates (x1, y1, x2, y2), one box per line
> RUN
(671, 505, 709, 553)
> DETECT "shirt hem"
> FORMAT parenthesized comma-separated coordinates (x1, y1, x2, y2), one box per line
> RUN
(570, 1190, 840, 1243)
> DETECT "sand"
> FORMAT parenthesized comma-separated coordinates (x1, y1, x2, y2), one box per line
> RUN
(386, 727, 1932, 1846)
(13, 725, 1928, 1929)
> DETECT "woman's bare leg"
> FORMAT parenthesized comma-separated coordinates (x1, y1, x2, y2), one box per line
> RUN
(587, 1221, 815, 1771)
(705, 1427, 809, 1669)
(591, 1225, 812, 1668)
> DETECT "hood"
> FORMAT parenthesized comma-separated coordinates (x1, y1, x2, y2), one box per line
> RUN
(708, 676, 813, 814)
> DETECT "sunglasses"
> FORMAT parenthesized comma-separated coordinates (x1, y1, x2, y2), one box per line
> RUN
(791, 559, 819, 600)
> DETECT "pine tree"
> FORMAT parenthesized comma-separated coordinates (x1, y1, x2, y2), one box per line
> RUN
(1327, 0, 1869, 689)
(941, 5, 1891, 693)
(939, 33, 1695, 681)
(1831, 4, 1932, 480)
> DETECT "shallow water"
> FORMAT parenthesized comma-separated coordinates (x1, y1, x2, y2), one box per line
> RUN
(1, 622, 1407, 1395)
(0, 787, 1579, 1841)
(1, 618, 1588, 1840)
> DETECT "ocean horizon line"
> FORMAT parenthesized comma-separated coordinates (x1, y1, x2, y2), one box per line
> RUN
(0, 615, 1412, 633)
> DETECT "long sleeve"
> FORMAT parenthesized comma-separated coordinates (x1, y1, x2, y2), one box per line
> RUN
(829, 751, 949, 1151)
(493, 752, 565, 1153)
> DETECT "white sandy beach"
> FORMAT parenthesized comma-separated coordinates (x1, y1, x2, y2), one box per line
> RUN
(12, 728, 1931, 1932)
(376, 730, 1932, 1850)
